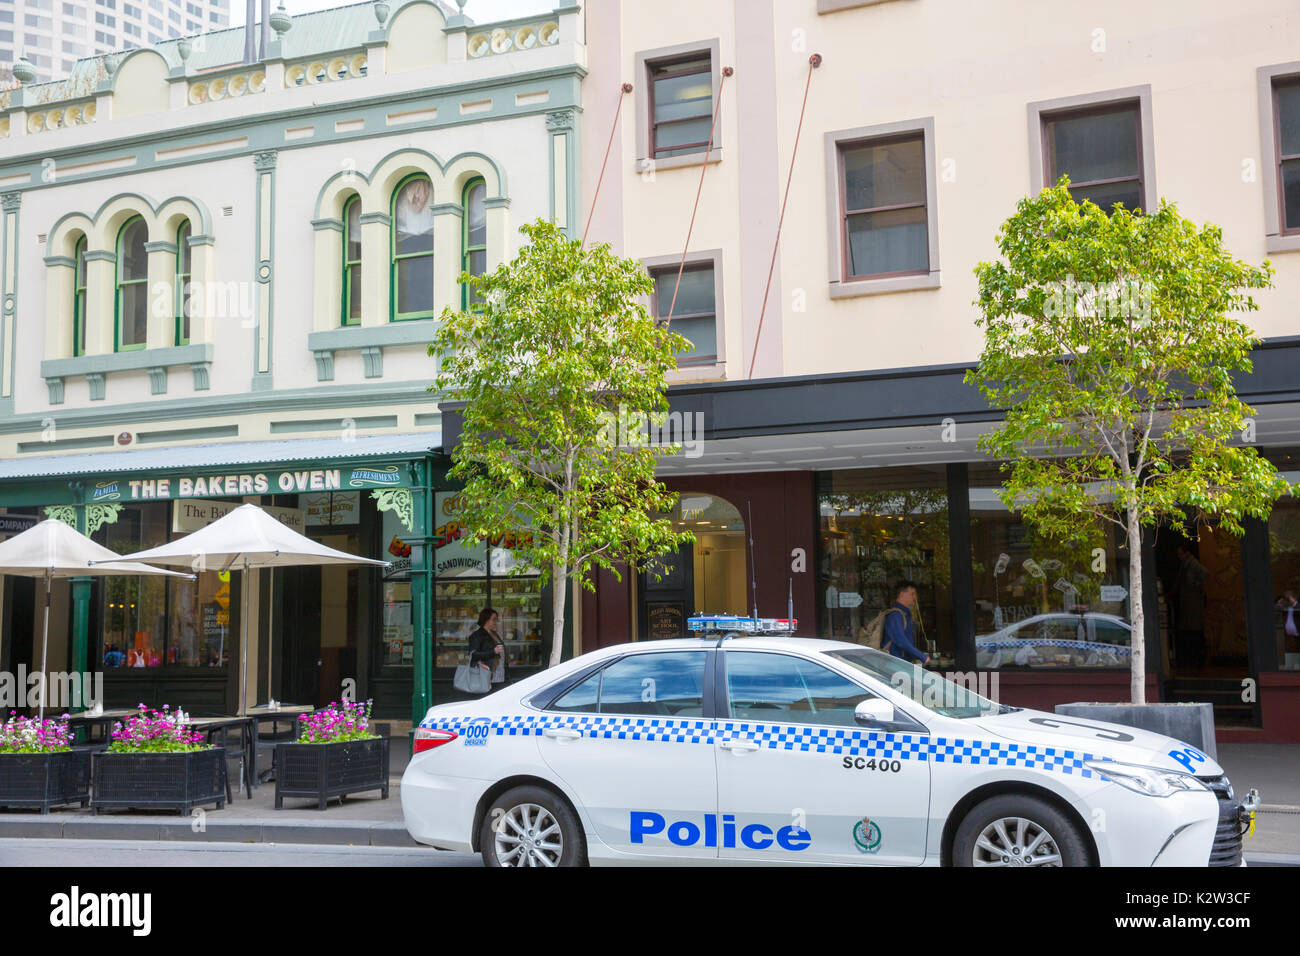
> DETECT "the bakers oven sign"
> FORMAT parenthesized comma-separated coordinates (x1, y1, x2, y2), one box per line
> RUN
(102, 470, 347, 501)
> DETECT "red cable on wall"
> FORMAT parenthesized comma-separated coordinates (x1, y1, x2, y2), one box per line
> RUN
(747, 54, 822, 379)
(582, 83, 635, 249)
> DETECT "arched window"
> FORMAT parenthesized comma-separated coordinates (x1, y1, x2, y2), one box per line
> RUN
(116, 216, 148, 351)
(175, 220, 192, 345)
(342, 195, 362, 326)
(73, 234, 87, 357)
(462, 177, 486, 310)
(391, 173, 434, 321)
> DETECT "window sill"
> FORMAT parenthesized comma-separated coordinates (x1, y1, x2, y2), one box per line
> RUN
(669, 361, 727, 385)
(1266, 233, 1300, 253)
(307, 319, 438, 381)
(638, 148, 723, 174)
(818, 0, 909, 10)
(41, 343, 214, 404)
(828, 270, 940, 299)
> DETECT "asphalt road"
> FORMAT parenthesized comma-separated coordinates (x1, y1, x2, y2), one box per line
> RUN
(0, 838, 481, 867)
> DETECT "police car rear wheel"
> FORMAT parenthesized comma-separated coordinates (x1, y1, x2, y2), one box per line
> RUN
(481, 786, 586, 868)
(953, 795, 1090, 867)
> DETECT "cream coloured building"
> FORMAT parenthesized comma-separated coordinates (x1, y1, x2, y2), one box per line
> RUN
(574, 0, 1300, 741)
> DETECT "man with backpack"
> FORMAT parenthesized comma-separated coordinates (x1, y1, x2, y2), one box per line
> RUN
(877, 580, 929, 665)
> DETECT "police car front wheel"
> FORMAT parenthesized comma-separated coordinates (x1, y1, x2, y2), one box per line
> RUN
(480, 785, 587, 867)
(952, 794, 1091, 867)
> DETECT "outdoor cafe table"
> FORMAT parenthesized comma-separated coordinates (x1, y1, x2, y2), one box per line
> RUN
(64, 708, 138, 746)
(187, 716, 254, 800)
(245, 704, 315, 787)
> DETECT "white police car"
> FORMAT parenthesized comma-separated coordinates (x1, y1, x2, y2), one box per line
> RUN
(401, 637, 1255, 866)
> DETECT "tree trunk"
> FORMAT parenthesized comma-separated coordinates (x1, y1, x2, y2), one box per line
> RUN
(549, 557, 567, 668)
(1127, 504, 1146, 705)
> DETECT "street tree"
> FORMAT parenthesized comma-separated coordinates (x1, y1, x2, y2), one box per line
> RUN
(430, 219, 695, 668)
(967, 182, 1292, 703)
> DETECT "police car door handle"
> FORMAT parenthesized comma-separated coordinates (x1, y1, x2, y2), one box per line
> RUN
(543, 728, 583, 740)
(720, 738, 760, 753)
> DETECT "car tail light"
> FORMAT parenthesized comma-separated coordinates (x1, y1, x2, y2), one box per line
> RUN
(413, 727, 458, 754)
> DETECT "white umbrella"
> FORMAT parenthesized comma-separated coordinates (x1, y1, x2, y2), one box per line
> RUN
(0, 519, 194, 719)
(102, 504, 391, 714)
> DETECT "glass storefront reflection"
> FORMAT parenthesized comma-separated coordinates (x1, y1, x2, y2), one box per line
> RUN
(968, 465, 1130, 669)
(817, 467, 955, 668)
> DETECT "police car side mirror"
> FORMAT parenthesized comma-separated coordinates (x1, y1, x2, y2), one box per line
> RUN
(854, 698, 896, 727)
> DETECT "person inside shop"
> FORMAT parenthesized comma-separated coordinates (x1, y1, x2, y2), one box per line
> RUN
(468, 607, 508, 688)
(1173, 542, 1209, 670)
(884, 580, 929, 666)
(1278, 590, 1300, 649)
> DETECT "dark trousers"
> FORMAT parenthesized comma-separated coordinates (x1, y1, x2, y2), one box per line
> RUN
(1176, 629, 1206, 669)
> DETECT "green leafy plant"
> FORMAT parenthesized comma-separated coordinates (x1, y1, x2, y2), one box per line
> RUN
(430, 219, 696, 667)
(967, 181, 1294, 702)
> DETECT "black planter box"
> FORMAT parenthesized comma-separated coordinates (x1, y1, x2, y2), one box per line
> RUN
(0, 750, 92, 813)
(275, 737, 390, 810)
(91, 748, 227, 814)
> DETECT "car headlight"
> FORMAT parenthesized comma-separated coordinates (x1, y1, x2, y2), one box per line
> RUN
(1084, 760, 1209, 797)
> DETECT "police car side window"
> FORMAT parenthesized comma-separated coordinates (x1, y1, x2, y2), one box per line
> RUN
(549, 652, 707, 717)
(726, 652, 875, 727)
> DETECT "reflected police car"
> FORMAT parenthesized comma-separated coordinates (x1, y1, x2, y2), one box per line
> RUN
(401, 637, 1257, 867)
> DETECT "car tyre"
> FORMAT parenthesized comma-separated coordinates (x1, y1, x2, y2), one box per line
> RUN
(480, 785, 587, 868)
(952, 794, 1091, 867)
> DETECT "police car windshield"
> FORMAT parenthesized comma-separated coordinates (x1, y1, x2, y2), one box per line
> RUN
(827, 648, 1008, 719)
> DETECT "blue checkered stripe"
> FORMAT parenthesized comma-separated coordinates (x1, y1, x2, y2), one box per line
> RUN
(976, 639, 1131, 655)
(419, 714, 1104, 779)
(718, 721, 927, 760)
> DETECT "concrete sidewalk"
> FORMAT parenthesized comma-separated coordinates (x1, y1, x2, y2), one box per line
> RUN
(0, 742, 1296, 856)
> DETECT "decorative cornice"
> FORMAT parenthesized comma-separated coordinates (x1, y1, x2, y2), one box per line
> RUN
(483, 196, 511, 209)
(1, 192, 20, 213)
(43, 255, 77, 268)
(312, 217, 344, 233)
(254, 150, 279, 171)
(188, 234, 215, 247)
(358, 212, 391, 226)
(82, 250, 117, 263)
(144, 241, 178, 255)
(429, 202, 463, 218)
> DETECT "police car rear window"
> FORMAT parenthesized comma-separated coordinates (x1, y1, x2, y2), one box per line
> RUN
(550, 651, 707, 717)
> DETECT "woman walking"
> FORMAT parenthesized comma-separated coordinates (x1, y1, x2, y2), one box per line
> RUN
(467, 607, 508, 688)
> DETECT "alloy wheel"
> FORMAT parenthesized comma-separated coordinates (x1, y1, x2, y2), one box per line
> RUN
(494, 802, 564, 867)
(971, 816, 1062, 866)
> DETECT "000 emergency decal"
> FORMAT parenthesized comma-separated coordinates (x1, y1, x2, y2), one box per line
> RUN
(462, 717, 492, 747)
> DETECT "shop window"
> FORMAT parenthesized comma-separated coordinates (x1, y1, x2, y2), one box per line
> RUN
(96, 502, 233, 670)
(115, 215, 148, 351)
(432, 491, 545, 675)
(461, 177, 486, 310)
(817, 466, 954, 666)
(1269, 479, 1300, 669)
(341, 194, 362, 326)
(73, 234, 87, 357)
(175, 219, 192, 346)
(967, 464, 1129, 670)
(391, 174, 434, 321)
(649, 262, 718, 366)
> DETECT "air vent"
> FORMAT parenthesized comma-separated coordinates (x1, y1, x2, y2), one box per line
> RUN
(36, 233, 47, 244)
(222, 206, 233, 217)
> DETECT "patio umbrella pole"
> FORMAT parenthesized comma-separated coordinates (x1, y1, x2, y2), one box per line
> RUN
(38, 568, 50, 721)
(240, 557, 250, 716)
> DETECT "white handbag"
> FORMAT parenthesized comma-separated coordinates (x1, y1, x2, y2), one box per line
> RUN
(453, 661, 491, 694)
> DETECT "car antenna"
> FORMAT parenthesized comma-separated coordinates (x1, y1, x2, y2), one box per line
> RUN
(747, 499, 759, 619)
